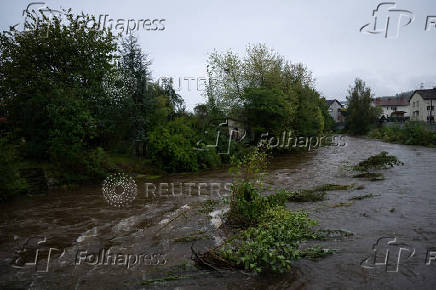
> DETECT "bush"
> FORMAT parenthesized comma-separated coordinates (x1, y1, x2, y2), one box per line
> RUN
(0, 137, 27, 200)
(194, 148, 324, 274)
(219, 207, 318, 273)
(147, 117, 222, 172)
(369, 122, 436, 146)
(226, 183, 288, 227)
(352, 151, 403, 172)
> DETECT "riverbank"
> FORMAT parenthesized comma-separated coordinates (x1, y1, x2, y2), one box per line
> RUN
(368, 121, 436, 147)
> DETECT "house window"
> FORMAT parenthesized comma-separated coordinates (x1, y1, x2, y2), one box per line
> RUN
(391, 106, 397, 111)
(427, 106, 434, 111)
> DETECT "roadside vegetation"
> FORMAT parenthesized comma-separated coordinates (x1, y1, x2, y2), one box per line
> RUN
(368, 122, 436, 147)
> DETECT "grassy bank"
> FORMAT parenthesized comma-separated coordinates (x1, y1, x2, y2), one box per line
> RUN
(368, 122, 436, 147)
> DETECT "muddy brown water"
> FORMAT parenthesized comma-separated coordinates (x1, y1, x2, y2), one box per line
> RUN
(1, 136, 436, 289)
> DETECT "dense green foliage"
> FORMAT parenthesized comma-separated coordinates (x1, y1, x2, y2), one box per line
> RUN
(0, 7, 344, 198)
(147, 117, 221, 172)
(219, 207, 318, 273)
(0, 12, 116, 159)
(369, 122, 436, 146)
(319, 97, 336, 132)
(0, 9, 203, 188)
(345, 79, 382, 135)
(226, 182, 289, 227)
(0, 136, 27, 200)
(204, 44, 330, 143)
(0, 10, 118, 185)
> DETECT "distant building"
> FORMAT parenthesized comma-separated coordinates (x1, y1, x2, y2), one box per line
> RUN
(326, 99, 344, 123)
(375, 95, 410, 118)
(409, 88, 436, 122)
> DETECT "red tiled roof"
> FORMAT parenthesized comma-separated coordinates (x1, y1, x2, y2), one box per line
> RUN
(375, 96, 409, 106)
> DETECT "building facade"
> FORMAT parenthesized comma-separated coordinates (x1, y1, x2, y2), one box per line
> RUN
(409, 89, 436, 122)
(374, 96, 410, 118)
(326, 99, 343, 123)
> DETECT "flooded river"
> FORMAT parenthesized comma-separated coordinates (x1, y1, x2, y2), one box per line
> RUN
(1, 137, 436, 289)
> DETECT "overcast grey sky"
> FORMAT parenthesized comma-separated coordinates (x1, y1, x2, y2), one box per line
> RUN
(1, 0, 435, 109)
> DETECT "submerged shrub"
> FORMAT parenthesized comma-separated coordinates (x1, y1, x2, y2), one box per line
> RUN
(195, 148, 326, 274)
(219, 207, 318, 273)
(226, 184, 288, 226)
(353, 152, 403, 172)
(288, 190, 326, 202)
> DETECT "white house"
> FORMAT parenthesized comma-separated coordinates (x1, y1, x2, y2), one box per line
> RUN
(409, 88, 436, 122)
(375, 95, 410, 118)
(326, 99, 344, 123)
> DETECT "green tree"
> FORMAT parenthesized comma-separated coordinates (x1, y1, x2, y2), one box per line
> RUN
(345, 78, 381, 135)
(204, 44, 326, 142)
(242, 87, 290, 139)
(0, 9, 116, 181)
(319, 97, 336, 132)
